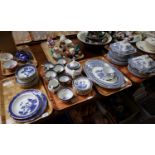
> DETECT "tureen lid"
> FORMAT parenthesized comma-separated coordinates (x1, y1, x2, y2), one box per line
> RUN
(110, 40, 136, 54)
(67, 59, 80, 70)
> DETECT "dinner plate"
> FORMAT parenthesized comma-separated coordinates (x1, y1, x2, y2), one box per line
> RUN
(9, 89, 42, 120)
(83, 59, 125, 89)
(13, 93, 48, 123)
(77, 31, 112, 46)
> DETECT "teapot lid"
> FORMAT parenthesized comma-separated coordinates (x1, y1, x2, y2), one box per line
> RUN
(67, 59, 80, 70)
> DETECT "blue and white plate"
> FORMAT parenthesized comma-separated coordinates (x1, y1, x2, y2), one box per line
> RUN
(107, 53, 128, 66)
(84, 59, 125, 89)
(16, 64, 37, 82)
(13, 93, 48, 123)
(8, 89, 42, 120)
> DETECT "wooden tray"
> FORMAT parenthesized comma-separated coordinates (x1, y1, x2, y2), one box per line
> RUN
(40, 41, 84, 64)
(0, 76, 53, 124)
(12, 31, 32, 45)
(104, 54, 144, 84)
(0, 46, 38, 76)
(79, 56, 132, 96)
(39, 66, 96, 110)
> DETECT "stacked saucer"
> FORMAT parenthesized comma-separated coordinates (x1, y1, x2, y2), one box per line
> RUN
(8, 89, 48, 123)
(128, 55, 155, 78)
(107, 40, 137, 65)
(15, 64, 39, 88)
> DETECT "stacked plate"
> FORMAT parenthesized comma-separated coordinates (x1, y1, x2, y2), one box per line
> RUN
(15, 64, 39, 88)
(8, 89, 48, 123)
(107, 40, 137, 65)
(83, 59, 125, 89)
(128, 55, 155, 78)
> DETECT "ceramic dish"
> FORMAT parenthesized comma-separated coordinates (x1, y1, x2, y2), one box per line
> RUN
(8, 89, 42, 120)
(13, 93, 48, 123)
(15, 50, 32, 62)
(43, 62, 54, 71)
(58, 75, 71, 85)
(45, 70, 57, 81)
(0, 53, 13, 61)
(3, 60, 18, 71)
(107, 53, 128, 66)
(73, 76, 93, 95)
(53, 64, 64, 74)
(136, 40, 155, 54)
(109, 41, 137, 56)
(15, 64, 37, 82)
(16, 76, 39, 88)
(83, 59, 125, 89)
(57, 58, 67, 65)
(77, 31, 112, 46)
(57, 88, 74, 102)
(48, 79, 60, 93)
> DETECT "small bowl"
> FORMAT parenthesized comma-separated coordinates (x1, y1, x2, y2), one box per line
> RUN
(53, 64, 64, 74)
(3, 60, 18, 71)
(0, 53, 13, 61)
(73, 76, 93, 95)
(58, 74, 71, 85)
(57, 88, 74, 102)
(15, 50, 31, 62)
(43, 62, 54, 71)
(57, 58, 67, 65)
(48, 79, 60, 93)
(45, 70, 57, 81)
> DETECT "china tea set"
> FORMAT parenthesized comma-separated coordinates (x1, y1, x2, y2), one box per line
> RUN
(43, 59, 93, 102)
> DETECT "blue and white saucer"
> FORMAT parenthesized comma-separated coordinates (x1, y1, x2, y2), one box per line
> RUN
(8, 89, 42, 120)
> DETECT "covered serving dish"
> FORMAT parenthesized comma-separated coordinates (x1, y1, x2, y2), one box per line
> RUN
(65, 59, 82, 78)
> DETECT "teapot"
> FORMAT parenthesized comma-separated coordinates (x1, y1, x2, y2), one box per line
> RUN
(65, 58, 82, 78)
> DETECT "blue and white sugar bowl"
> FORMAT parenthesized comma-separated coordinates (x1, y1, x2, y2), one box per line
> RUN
(73, 76, 93, 95)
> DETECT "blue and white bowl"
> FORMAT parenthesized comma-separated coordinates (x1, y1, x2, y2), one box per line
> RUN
(57, 88, 74, 102)
(8, 89, 43, 120)
(73, 76, 93, 95)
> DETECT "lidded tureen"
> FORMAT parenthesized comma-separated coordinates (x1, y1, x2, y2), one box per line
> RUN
(65, 59, 82, 78)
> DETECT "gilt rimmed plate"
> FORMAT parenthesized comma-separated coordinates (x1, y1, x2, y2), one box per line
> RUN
(8, 89, 42, 120)
(77, 31, 112, 46)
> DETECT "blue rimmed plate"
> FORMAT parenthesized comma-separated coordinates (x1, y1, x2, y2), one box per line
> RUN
(8, 89, 42, 120)
(13, 93, 48, 123)
(83, 59, 125, 89)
